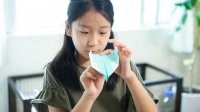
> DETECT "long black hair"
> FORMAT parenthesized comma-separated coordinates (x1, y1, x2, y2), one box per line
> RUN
(50, 0, 119, 90)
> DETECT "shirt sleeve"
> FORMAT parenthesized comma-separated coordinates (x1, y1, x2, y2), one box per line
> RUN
(31, 65, 72, 112)
(127, 62, 159, 112)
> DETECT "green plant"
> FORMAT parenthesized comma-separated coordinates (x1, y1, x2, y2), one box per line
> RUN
(172, 0, 200, 93)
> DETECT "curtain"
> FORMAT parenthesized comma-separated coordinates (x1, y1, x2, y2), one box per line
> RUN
(0, 0, 5, 67)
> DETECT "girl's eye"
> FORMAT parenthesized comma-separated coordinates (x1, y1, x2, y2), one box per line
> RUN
(100, 32, 107, 35)
(80, 31, 88, 34)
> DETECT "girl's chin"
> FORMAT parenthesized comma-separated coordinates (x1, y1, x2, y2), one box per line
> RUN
(83, 54, 90, 60)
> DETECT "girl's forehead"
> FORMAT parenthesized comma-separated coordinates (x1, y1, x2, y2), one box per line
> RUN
(78, 24, 111, 29)
(76, 9, 111, 28)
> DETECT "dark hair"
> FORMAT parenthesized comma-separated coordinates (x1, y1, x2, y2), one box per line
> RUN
(50, 0, 119, 90)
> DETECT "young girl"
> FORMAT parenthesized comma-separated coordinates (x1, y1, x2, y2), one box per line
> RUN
(31, 0, 158, 112)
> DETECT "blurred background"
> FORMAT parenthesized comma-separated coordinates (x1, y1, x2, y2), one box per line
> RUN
(1, 0, 200, 112)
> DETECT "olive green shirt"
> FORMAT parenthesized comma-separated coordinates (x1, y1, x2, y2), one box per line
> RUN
(31, 63, 158, 112)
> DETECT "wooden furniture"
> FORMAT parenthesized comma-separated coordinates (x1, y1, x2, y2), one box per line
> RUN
(8, 73, 43, 112)
(137, 63, 183, 112)
(8, 63, 183, 112)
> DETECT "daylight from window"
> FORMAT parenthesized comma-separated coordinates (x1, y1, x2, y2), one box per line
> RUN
(5, 0, 175, 36)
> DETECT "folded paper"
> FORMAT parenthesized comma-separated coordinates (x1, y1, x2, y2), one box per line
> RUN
(89, 49, 119, 81)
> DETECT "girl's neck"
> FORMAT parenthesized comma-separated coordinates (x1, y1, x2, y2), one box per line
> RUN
(79, 60, 90, 68)
(76, 55, 90, 68)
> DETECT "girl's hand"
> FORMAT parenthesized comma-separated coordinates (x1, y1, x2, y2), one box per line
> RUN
(80, 66, 105, 99)
(108, 39, 133, 80)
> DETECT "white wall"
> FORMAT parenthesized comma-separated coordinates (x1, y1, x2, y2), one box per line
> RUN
(0, 29, 191, 112)
(0, 35, 63, 112)
(115, 29, 190, 74)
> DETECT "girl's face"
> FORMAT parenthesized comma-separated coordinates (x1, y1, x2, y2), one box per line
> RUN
(67, 9, 111, 66)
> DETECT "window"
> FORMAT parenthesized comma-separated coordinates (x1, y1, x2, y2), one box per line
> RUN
(15, 0, 68, 36)
(5, 0, 69, 36)
(111, 0, 142, 31)
(112, 0, 175, 30)
(141, 0, 175, 26)
(5, 0, 175, 36)
(0, 0, 5, 67)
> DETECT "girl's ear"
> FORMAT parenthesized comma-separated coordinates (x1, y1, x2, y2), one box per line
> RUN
(65, 21, 72, 36)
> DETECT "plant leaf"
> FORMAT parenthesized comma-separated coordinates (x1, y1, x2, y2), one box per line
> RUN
(196, 9, 200, 26)
(175, 2, 185, 7)
(191, 0, 198, 7)
(184, 0, 193, 10)
(175, 0, 192, 9)
(175, 11, 188, 32)
(175, 0, 193, 10)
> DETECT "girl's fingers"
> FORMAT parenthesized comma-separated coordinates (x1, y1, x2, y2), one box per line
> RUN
(88, 72, 98, 80)
(92, 49, 114, 55)
(122, 48, 132, 57)
(108, 39, 132, 54)
(100, 49, 114, 55)
(122, 48, 132, 54)
(87, 67, 103, 79)
(108, 39, 127, 48)
(108, 39, 118, 43)
(88, 67, 98, 75)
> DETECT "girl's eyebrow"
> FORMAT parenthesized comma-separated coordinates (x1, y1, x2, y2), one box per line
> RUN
(79, 24, 111, 29)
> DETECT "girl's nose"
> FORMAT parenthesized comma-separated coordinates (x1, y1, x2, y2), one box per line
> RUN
(88, 40, 98, 46)
(88, 34, 98, 46)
